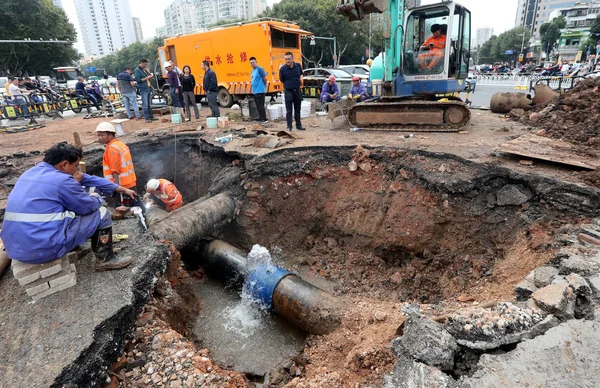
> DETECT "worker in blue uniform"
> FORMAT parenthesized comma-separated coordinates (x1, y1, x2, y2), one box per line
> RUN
(0, 143, 136, 271)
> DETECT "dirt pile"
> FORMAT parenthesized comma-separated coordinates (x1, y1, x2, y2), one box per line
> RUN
(516, 78, 600, 147)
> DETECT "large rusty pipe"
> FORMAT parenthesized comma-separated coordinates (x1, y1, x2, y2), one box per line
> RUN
(490, 92, 533, 113)
(149, 193, 236, 250)
(198, 240, 341, 335)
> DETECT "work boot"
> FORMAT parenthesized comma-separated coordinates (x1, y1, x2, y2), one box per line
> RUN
(91, 226, 132, 271)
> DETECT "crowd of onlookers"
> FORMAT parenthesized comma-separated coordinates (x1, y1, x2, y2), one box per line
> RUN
(474, 54, 600, 77)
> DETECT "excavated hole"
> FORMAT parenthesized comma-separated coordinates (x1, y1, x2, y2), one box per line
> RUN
(112, 142, 586, 386)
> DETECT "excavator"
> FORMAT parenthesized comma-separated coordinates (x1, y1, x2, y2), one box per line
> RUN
(336, 0, 473, 131)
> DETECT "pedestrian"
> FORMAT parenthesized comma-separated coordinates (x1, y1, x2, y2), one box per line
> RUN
(116, 66, 142, 120)
(202, 60, 220, 118)
(134, 58, 156, 123)
(0, 143, 135, 270)
(279, 51, 304, 131)
(181, 65, 199, 121)
(249, 56, 268, 124)
(144, 178, 183, 212)
(164, 61, 187, 121)
(8, 78, 31, 117)
(320, 75, 340, 103)
(96, 122, 137, 202)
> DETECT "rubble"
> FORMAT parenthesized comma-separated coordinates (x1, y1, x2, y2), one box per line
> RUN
(444, 302, 554, 350)
(515, 78, 600, 148)
(393, 315, 458, 371)
(114, 306, 247, 387)
(532, 266, 559, 288)
(495, 184, 530, 206)
(460, 318, 600, 388)
(531, 283, 575, 320)
(383, 353, 459, 388)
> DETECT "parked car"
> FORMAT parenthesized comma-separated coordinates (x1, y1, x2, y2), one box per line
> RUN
(337, 64, 370, 83)
(302, 68, 354, 98)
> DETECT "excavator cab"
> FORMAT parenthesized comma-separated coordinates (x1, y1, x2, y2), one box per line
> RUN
(402, 3, 471, 83)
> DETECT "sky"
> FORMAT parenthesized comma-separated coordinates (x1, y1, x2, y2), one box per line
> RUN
(62, 0, 518, 56)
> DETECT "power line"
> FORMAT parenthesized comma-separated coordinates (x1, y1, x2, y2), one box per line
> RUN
(0, 39, 71, 44)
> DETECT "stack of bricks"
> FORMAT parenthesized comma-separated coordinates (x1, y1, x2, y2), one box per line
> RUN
(11, 252, 78, 300)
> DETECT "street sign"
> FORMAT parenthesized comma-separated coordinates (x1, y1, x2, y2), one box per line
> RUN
(310, 35, 316, 46)
(518, 54, 523, 62)
(505, 50, 514, 55)
(85, 66, 97, 73)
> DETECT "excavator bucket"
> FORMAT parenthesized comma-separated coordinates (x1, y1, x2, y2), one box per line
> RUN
(336, 0, 387, 21)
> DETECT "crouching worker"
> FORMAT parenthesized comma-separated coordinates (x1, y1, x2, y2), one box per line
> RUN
(144, 178, 183, 212)
(0, 143, 136, 271)
(348, 76, 368, 102)
(320, 75, 341, 103)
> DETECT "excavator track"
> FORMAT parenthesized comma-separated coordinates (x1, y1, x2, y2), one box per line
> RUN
(348, 99, 471, 132)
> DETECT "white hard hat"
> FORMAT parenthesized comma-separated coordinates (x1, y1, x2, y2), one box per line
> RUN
(146, 179, 160, 190)
(95, 122, 116, 133)
(163, 61, 172, 69)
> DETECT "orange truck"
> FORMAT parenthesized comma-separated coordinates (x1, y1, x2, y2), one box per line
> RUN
(158, 19, 311, 107)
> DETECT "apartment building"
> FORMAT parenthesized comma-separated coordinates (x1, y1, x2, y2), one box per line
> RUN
(74, 0, 137, 57)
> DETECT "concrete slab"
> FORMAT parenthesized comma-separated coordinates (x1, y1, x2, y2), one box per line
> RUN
(461, 317, 600, 388)
(0, 218, 170, 388)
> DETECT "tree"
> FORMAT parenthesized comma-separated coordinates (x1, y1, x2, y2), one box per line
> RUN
(585, 14, 600, 53)
(478, 35, 497, 63)
(264, 0, 374, 66)
(540, 15, 566, 59)
(0, 0, 79, 76)
(490, 27, 530, 63)
(85, 37, 165, 76)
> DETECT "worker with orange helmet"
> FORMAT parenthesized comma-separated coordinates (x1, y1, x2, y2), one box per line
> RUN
(144, 178, 183, 212)
(348, 76, 368, 102)
(96, 122, 137, 204)
(320, 75, 340, 103)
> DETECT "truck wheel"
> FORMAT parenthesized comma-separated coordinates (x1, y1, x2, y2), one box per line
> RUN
(217, 88, 234, 107)
(162, 88, 172, 105)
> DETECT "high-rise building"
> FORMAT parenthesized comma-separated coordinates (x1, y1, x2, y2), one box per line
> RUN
(74, 0, 137, 57)
(475, 27, 494, 47)
(133, 17, 143, 42)
(156, 26, 167, 37)
(515, 0, 577, 37)
(163, 0, 197, 37)
(160, 0, 267, 37)
(53, 0, 63, 8)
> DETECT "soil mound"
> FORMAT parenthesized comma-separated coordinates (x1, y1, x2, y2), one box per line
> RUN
(517, 78, 600, 148)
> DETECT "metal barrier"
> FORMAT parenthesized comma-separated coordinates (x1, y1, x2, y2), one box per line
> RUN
(529, 75, 586, 92)
(476, 74, 531, 89)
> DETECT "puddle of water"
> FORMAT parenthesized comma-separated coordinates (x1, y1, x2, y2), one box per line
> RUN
(193, 245, 306, 379)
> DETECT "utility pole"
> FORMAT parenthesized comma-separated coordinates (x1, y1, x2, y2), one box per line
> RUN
(369, 14, 372, 59)
(304, 35, 338, 67)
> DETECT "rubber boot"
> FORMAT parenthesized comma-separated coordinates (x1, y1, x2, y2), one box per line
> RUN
(91, 226, 132, 271)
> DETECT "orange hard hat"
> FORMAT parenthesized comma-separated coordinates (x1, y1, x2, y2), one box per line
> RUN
(328, 75, 336, 81)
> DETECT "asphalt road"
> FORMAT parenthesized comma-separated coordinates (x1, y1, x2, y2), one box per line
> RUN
(467, 84, 530, 108)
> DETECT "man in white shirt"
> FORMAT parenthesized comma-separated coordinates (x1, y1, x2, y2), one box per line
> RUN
(8, 78, 31, 117)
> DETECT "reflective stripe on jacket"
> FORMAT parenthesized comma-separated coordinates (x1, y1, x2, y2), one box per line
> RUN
(157, 179, 183, 211)
(0, 162, 115, 263)
(103, 139, 136, 189)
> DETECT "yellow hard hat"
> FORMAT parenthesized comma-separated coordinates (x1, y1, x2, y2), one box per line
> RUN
(366, 58, 374, 67)
(95, 122, 116, 133)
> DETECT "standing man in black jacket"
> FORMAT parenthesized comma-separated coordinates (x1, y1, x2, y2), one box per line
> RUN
(202, 60, 220, 118)
(279, 52, 304, 131)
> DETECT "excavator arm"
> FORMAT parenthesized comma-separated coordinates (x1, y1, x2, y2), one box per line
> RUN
(336, 0, 388, 21)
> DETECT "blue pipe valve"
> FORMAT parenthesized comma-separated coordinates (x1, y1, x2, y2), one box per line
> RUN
(246, 265, 294, 311)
